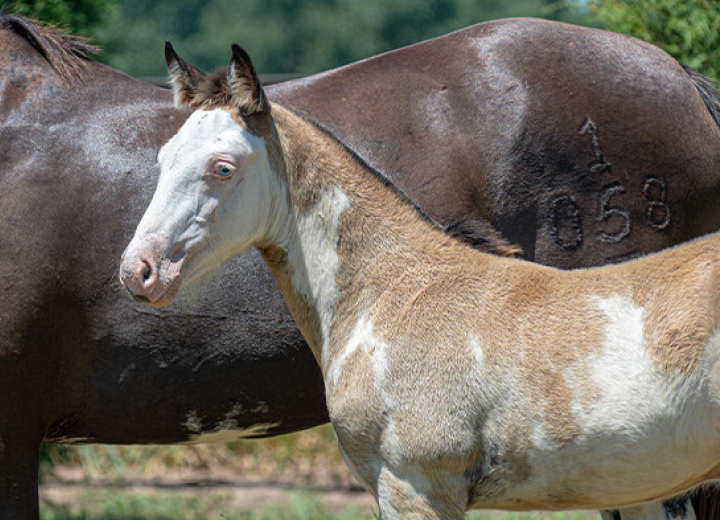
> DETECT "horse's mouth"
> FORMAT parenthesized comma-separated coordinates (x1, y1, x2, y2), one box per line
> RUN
(147, 274, 182, 307)
(123, 271, 182, 308)
(132, 294, 151, 304)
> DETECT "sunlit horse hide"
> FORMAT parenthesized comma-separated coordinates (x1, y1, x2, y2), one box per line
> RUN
(4, 12, 720, 518)
(121, 45, 720, 519)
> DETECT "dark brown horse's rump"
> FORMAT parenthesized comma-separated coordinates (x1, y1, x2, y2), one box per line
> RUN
(2, 13, 720, 518)
(270, 18, 720, 269)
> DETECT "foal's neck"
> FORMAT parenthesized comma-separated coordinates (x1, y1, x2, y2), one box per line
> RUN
(259, 106, 481, 370)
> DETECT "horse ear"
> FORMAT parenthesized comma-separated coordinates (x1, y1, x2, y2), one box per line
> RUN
(227, 44, 268, 116)
(165, 41, 205, 107)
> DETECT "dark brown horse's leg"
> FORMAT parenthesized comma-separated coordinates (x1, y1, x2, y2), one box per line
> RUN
(603, 497, 698, 520)
(692, 487, 719, 520)
(0, 417, 42, 519)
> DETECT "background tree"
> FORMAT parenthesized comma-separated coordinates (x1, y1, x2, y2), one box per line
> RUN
(94, 0, 570, 77)
(572, 0, 720, 82)
(6, 0, 109, 35)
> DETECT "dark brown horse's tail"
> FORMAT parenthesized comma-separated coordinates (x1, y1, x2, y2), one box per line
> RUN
(683, 64, 720, 131)
(0, 11, 99, 79)
(691, 483, 720, 520)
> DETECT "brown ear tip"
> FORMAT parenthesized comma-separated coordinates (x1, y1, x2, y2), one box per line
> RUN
(230, 44, 253, 64)
(165, 41, 179, 66)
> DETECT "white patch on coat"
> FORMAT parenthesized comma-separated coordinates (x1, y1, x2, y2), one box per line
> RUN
(580, 294, 657, 431)
(469, 336, 484, 368)
(183, 406, 279, 444)
(185, 410, 203, 433)
(132, 109, 252, 243)
(328, 312, 368, 389)
(327, 312, 391, 401)
(550, 294, 654, 435)
(284, 186, 350, 365)
(517, 294, 714, 504)
(184, 423, 279, 444)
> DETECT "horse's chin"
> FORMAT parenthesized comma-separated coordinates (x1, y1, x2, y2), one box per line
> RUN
(148, 278, 182, 307)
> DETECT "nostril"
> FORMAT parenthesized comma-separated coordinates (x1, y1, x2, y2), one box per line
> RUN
(141, 261, 152, 283)
(137, 258, 156, 291)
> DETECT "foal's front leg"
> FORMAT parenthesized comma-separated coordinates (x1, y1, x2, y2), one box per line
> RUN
(376, 466, 468, 520)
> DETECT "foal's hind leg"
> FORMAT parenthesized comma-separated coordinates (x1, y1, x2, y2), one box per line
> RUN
(376, 467, 467, 520)
(602, 497, 697, 520)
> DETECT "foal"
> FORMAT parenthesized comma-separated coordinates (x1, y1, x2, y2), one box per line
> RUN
(120, 45, 720, 519)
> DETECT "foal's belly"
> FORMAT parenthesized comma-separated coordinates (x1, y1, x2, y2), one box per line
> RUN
(327, 300, 720, 511)
(333, 368, 720, 512)
(469, 398, 720, 511)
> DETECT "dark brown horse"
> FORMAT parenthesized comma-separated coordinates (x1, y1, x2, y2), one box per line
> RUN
(2, 13, 720, 519)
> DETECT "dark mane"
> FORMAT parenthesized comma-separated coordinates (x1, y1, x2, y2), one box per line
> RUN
(0, 12, 99, 79)
(307, 117, 522, 258)
(444, 219, 522, 257)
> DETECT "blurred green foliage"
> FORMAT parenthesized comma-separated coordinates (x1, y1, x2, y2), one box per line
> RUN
(94, 0, 564, 76)
(7, 0, 109, 35)
(7, 1, 718, 87)
(576, 0, 720, 82)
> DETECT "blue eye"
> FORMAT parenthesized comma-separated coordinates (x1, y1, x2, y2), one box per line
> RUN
(213, 162, 235, 178)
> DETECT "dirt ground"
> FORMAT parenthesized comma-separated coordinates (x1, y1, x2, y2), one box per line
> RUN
(39, 462, 376, 512)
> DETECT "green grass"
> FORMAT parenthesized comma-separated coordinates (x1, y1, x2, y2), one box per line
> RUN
(41, 490, 374, 520)
(40, 490, 598, 520)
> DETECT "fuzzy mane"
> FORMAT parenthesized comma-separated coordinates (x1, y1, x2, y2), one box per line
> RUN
(444, 219, 522, 257)
(0, 12, 98, 79)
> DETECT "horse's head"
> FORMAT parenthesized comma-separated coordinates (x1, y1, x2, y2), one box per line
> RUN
(120, 44, 284, 307)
